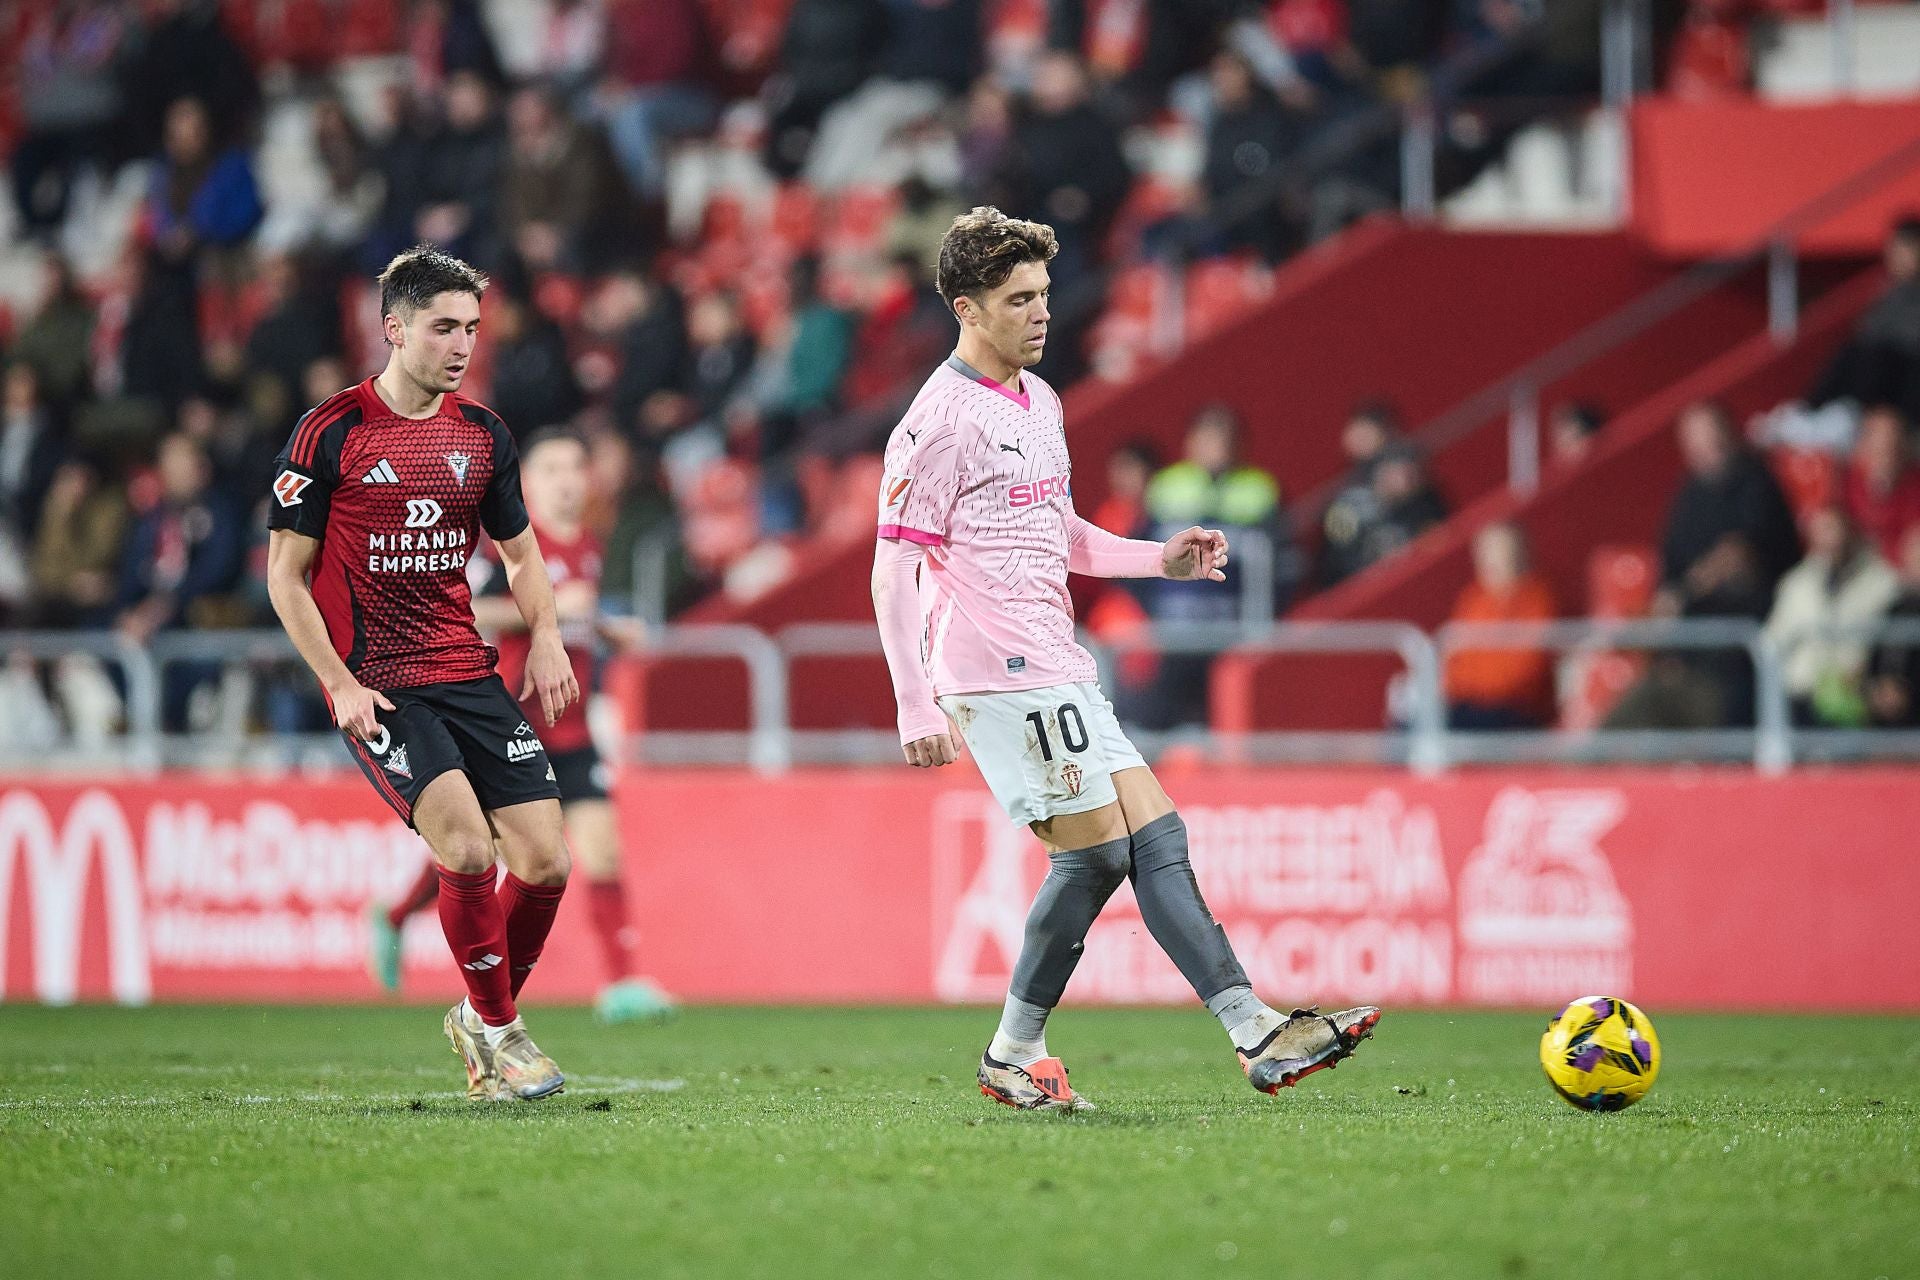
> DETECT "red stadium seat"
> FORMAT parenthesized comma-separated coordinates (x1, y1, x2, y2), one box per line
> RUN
(823, 187, 900, 255)
(1771, 447, 1837, 522)
(1183, 258, 1272, 342)
(531, 272, 586, 329)
(1586, 545, 1657, 620)
(817, 455, 887, 541)
(770, 184, 821, 256)
(1558, 544, 1659, 731)
(1558, 650, 1644, 731)
(683, 460, 762, 573)
(1665, 18, 1751, 98)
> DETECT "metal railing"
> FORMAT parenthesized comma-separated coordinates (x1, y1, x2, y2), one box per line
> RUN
(1088, 620, 1445, 772)
(7, 613, 1920, 773)
(1435, 617, 1790, 772)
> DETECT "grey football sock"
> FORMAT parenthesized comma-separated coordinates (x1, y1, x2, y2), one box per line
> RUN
(1007, 834, 1132, 1010)
(1129, 812, 1249, 1002)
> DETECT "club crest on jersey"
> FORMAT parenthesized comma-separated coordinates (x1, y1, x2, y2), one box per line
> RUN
(1007, 475, 1070, 509)
(445, 451, 471, 487)
(384, 744, 412, 779)
(273, 470, 312, 507)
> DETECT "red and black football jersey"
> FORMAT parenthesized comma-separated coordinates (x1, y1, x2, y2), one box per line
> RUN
(267, 378, 529, 691)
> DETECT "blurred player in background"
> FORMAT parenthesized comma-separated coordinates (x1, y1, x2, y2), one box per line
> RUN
(371, 428, 676, 1024)
(266, 246, 574, 1102)
(873, 208, 1382, 1111)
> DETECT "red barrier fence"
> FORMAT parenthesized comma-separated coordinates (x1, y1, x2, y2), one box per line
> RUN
(3, 769, 1917, 1010)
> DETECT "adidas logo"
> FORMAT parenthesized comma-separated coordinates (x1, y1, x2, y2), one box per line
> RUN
(462, 953, 503, 972)
(507, 737, 545, 763)
(384, 744, 412, 778)
(361, 459, 401, 484)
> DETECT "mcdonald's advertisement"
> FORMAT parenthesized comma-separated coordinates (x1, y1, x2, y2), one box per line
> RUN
(2, 769, 1917, 1009)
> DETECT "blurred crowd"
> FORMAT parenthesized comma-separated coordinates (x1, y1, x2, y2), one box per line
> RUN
(0, 0, 1608, 646)
(10, 0, 1901, 745)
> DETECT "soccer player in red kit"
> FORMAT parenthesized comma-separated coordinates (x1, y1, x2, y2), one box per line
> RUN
(371, 428, 677, 1023)
(266, 247, 576, 1102)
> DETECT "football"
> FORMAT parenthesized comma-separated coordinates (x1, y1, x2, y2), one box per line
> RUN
(1540, 996, 1662, 1112)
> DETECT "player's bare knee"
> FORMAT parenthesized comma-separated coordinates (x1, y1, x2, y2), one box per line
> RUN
(516, 839, 570, 887)
(432, 831, 495, 877)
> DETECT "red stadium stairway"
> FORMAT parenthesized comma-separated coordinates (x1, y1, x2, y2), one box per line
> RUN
(1262, 265, 1886, 732)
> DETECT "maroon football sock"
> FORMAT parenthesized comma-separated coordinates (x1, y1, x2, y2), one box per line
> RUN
(583, 877, 638, 983)
(436, 867, 516, 1026)
(386, 860, 441, 931)
(499, 872, 567, 999)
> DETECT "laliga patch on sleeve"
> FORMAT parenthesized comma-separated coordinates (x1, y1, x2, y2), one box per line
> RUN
(880, 472, 912, 514)
(274, 470, 313, 507)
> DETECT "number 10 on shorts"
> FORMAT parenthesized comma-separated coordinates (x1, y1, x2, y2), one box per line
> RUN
(1026, 703, 1089, 760)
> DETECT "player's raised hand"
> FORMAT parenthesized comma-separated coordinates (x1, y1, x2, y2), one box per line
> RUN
(904, 732, 959, 768)
(1162, 526, 1230, 582)
(330, 679, 396, 741)
(523, 629, 581, 727)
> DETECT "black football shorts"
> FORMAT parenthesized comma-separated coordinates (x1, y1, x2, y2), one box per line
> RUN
(341, 674, 561, 827)
(548, 744, 613, 804)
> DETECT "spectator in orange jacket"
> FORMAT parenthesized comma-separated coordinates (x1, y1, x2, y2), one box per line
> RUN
(1444, 521, 1558, 730)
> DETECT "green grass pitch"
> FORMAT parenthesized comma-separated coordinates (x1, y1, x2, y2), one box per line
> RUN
(3, 1005, 1915, 1279)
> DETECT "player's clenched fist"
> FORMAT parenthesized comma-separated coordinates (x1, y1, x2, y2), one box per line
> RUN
(523, 630, 581, 727)
(328, 678, 396, 741)
(1162, 526, 1230, 582)
(904, 732, 958, 768)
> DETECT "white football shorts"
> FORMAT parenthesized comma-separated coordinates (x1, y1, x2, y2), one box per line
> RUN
(937, 682, 1147, 826)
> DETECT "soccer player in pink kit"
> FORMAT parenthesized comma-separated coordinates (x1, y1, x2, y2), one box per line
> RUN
(873, 208, 1382, 1110)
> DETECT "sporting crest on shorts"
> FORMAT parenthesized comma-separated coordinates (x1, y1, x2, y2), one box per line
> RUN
(445, 451, 471, 487)
(1060, 759, 1084, 798)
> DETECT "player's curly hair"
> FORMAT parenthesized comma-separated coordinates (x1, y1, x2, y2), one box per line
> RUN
(377, 245, 489, 323)
(935, 207, 1058, 311)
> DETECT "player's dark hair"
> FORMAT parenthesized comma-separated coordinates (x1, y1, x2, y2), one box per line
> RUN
(377, 245, 489, 325)
(936, 207, 1058, 312)
(521, 425, 588, 459)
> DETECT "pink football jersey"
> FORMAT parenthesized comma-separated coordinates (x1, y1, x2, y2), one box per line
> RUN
(877, 356, 1099, 695)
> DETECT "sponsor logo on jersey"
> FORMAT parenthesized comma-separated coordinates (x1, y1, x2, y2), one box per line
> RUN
(367, 527, 469, 573)
(884, 476, 911, 508)
(273, 470, 312, 507)
(384, 744, 412, 779)
(404, 498, 443, 528)
(1007, 476, 1069, 509)
(360, 459, 400, 485)
(507, 736, 546, 763)
(445, 451, 471, 487)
